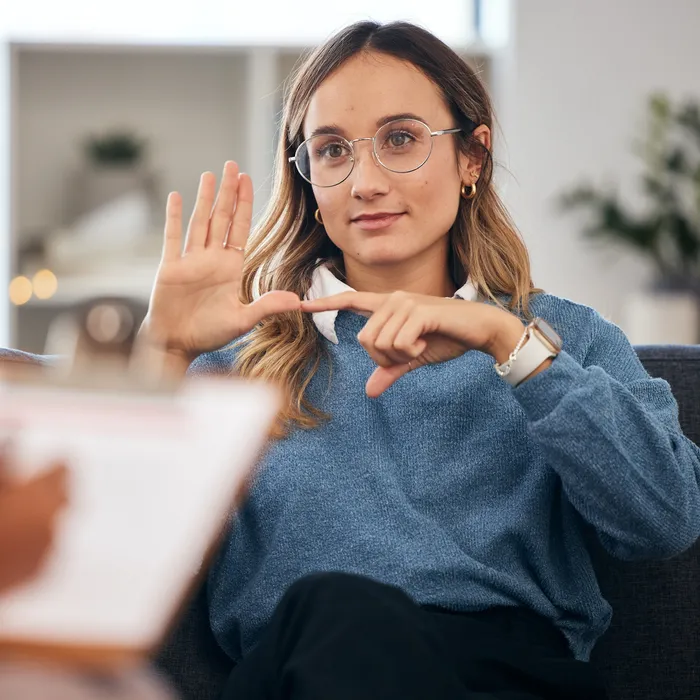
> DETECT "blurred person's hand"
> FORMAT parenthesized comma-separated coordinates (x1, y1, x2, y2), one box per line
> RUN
(140, 161, 301, 376)
(0, 459, 68, 593)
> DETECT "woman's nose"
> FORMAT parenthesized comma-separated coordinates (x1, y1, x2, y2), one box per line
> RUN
(350, 141, 390, 199)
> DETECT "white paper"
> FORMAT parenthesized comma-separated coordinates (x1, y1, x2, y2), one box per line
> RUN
(0, 377, 279, 651)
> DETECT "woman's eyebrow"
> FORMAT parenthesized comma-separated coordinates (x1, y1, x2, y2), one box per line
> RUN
(307, 113, 429, 140)
(376, 112, 427, 128)
(308, 124, 347, 139)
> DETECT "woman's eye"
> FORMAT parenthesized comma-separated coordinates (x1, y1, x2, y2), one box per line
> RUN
(387, 131, 413, 148)
(320, 143, 347, 158)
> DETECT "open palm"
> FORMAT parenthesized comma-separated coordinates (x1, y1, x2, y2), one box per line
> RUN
(144, 162, 300, 360)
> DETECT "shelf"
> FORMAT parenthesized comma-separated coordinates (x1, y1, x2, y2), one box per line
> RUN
(21, 264, 158, 308)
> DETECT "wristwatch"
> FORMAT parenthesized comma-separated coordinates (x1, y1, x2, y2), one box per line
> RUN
(494, 317, 562, 387)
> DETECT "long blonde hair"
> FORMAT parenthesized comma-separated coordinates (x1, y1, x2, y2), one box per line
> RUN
(236, 21, 538, 438)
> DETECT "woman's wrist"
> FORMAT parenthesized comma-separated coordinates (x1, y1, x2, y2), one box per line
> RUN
(136, 320, 194, 381)
(159, 348, 193, 380)
(482, 311, 526, 365)
(483, 312, 554, 384)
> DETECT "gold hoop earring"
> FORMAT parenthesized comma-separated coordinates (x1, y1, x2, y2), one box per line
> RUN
(314, 209, 324, 225)
(461, 183, 477, 200)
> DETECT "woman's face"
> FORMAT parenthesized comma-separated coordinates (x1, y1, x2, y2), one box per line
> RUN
(303, 52, 484, 269)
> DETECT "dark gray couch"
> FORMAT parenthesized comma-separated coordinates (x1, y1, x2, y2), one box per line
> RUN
(155, 345, 700, 700)
(2, 345, 699, 698)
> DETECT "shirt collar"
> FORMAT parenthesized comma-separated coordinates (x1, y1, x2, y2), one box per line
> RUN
(305, 263, 479, 345)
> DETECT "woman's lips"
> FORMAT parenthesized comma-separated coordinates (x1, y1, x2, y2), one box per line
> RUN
(351, 213, 405, 230)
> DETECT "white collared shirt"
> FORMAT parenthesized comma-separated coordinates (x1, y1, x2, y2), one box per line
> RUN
(305, 263, 479, 345)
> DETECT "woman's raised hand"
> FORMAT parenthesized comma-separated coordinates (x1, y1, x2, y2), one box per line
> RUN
(141, 162, 300, 369)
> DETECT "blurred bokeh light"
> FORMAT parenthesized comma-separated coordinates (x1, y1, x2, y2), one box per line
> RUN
(9, 276, 33, 306)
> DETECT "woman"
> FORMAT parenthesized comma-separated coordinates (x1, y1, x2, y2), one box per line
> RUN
(141, 20, 700, 700)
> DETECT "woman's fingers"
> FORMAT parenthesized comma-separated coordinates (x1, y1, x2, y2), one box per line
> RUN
(301, 292, 382, 314)
(365, 335, 425, 397)
(392, 317, 427, 359)
(162, 192, 183, 262)
(165, 164, 242, 256)
(240, 291, 302, 330)
(226, 173, 254, 251)
(365, 364, 412, 398)
(184, 172, 217, 253)
(360, 307, 408, 367)
(208, 161, 239, 248)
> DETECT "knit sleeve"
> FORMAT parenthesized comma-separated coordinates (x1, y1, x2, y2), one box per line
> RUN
(512, 313, 700, 561)
(187, 347, 237, 377)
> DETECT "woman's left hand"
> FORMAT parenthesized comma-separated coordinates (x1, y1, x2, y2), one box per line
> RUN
(301, 291, 525, 397)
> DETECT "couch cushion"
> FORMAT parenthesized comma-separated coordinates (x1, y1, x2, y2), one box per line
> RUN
(589, 345, 700, 699)
(635, 345, 700, 446)
(0, 348, 51, 366)
(155, 585, 232, 700)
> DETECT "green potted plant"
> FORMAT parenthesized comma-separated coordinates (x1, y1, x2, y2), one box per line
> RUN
(560, 94, 700, 292)
(67, 128, 158, 227)
(559, 93, 700, 342)
(83, 130, 146, 168)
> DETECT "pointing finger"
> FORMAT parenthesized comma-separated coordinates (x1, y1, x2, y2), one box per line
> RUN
(301, 292, 384, 314)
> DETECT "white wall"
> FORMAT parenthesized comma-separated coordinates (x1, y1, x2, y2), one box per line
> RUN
(499, 0, 700, 329)
(16, 48, 247, 236)
(3, 0, 475, 48)
(0, 45, 12, 346)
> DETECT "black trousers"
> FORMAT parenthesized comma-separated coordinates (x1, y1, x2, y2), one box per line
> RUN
(222, 572, 608, 700)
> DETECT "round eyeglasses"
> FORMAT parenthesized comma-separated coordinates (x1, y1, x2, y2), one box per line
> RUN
(288, 118, 462, 188)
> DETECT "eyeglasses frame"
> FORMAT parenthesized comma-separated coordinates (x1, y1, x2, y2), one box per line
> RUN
(288, 118, 464, 188)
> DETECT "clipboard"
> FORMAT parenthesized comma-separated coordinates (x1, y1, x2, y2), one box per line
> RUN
(0, 298, 280, 671)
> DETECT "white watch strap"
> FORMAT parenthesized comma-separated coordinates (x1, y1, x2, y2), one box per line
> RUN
(500, 331, 556, 387)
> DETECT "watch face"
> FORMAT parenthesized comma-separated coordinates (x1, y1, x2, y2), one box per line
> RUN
(533, 317, 563, 351)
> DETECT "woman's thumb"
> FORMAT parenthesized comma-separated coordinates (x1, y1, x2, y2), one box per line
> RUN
(245, 291, 301, 326)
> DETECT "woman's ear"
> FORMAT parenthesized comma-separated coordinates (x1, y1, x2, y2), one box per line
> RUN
(458, 124, 491, 185)
(473, 124, 491, 151)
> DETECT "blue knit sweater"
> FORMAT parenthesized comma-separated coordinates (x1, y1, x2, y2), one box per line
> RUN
(190, 293, 700, 662)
